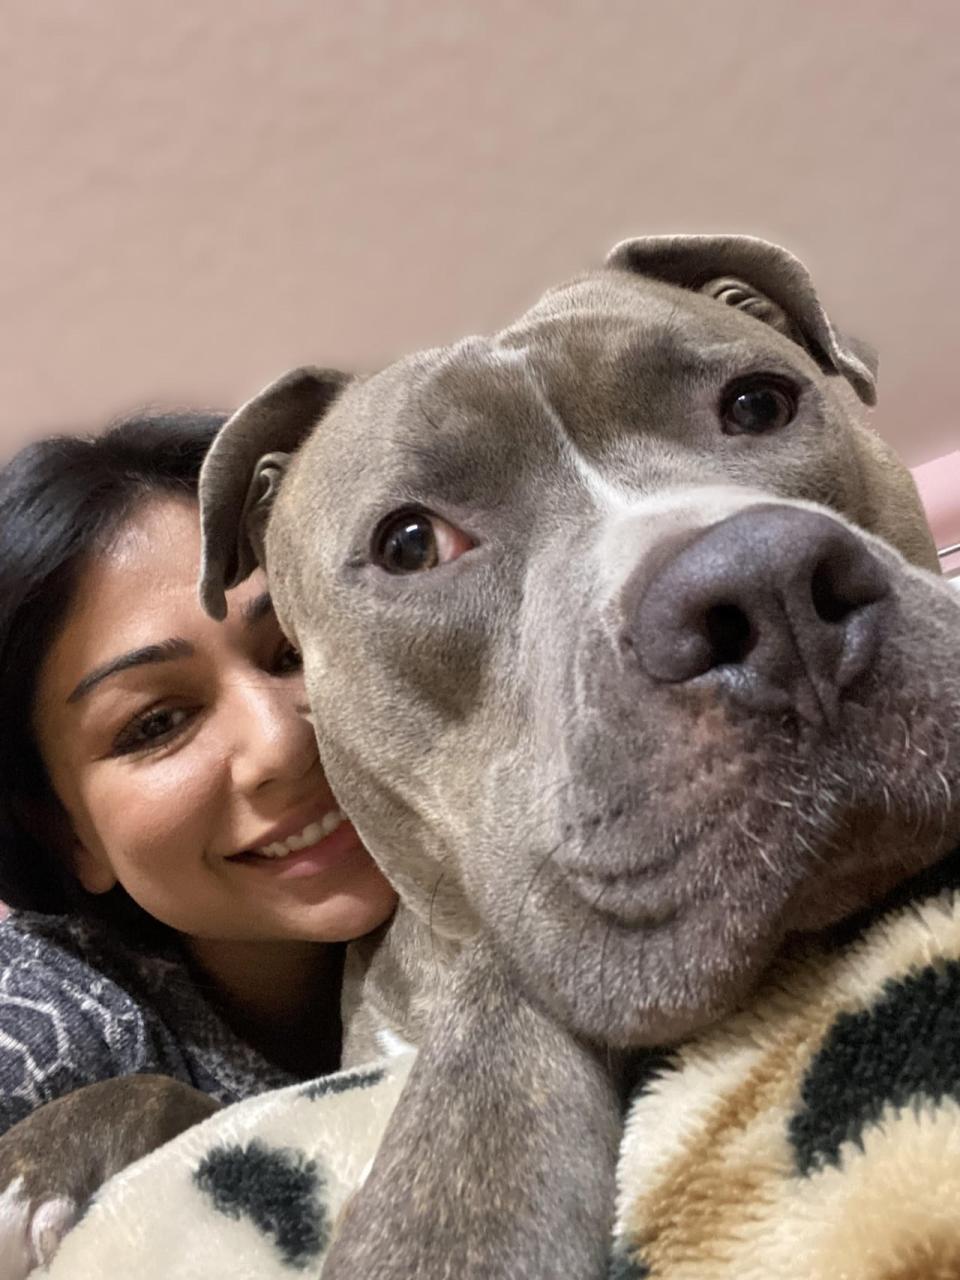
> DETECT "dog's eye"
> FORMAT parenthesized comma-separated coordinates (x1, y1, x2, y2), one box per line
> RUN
(720, 378, 798, 436)
(374, 510, 473, 574)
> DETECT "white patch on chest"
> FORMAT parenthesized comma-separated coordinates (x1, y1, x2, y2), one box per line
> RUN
(374, 1026, 416, 1059)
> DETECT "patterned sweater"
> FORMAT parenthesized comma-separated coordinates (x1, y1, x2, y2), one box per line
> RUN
(0, 911, 298, 1135)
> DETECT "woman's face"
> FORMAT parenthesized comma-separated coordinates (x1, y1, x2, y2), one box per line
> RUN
(33, 496, 398, 944)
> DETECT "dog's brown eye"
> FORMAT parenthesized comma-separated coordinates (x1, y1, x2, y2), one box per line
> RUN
(375, 510, 473, 574)
(720, 379, 797, 436)
(379, 513, 437, 573)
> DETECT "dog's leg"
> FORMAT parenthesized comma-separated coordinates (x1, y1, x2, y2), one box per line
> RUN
(323, 939, 621, 1279)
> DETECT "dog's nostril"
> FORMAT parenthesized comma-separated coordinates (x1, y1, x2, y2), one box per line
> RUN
(704, 603, 755, 666)
(810, 559, 858, 624)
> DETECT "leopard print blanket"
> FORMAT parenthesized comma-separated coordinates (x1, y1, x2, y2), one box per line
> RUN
(30, 858, 960, 1279)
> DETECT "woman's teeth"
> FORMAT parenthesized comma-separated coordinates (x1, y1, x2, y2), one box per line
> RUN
(255, 811, 345, 859)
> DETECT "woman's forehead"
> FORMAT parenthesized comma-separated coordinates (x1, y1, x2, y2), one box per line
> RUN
(103, 495, 204, 568)
(37, 496, 268, 701)
(89, 496, 266, 609)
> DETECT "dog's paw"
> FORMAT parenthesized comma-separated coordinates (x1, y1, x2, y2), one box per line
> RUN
(0, 1178, 78, 1277)
(30, 1194, 78, 1267)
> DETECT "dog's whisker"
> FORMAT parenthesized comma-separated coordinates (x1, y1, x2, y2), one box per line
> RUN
(598, 909, 615, 1033)
(427, 872, 446, 979)
(731, 812, 782, 880)
(511, 834, 573, 945)
(570, 877, 610, 991)
(936, 768, 954, 810)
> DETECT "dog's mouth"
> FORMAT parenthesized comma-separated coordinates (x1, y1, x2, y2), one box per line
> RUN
(566, 780, 956, 943)
(510, 647, 960, 1040)
(563, 870, 683, 931)
(555, 820, 715, 929)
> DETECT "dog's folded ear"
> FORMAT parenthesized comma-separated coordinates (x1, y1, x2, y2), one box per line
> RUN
(198, 366, 351, 620)
(605, 235, 877, 406)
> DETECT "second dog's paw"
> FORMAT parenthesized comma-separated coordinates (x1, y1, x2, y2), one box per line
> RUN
(0, 1178, 78, 1278)
(30, 1194, 79, 1267)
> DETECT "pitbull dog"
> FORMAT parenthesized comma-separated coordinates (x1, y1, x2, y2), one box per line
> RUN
(196, 235, 960, 1278)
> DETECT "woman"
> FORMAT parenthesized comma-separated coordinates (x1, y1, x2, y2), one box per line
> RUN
(0, 411, 398, 1136)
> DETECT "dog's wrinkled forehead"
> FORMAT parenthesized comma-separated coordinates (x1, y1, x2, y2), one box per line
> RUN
(273, 341, 548, 536)
(300, 272, 826, 503)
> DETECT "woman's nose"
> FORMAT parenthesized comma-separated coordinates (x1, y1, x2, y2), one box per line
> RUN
(227, 675, 317, 794)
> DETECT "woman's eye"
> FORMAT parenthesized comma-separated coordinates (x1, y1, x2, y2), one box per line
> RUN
(274, 641, 303, 675)
(111, 706, 194, 757)
(720, 377, 798, 436)
(374, 510, 474, 575)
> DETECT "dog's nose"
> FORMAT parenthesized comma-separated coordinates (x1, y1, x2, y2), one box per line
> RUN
(627, 505, 892, 725)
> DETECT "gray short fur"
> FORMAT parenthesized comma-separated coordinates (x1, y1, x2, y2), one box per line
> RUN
(189, 235, 960, 1277)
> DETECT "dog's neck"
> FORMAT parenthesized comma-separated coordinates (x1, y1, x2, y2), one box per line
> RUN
(341, 908, 464, 1065)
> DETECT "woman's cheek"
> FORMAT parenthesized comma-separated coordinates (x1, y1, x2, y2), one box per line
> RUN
(89, 744, 227, 875)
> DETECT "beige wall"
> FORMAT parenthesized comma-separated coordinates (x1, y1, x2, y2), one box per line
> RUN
(1, 1, 957, 466)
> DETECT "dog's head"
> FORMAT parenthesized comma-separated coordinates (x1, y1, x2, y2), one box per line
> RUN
(200, 235, 960, 1047)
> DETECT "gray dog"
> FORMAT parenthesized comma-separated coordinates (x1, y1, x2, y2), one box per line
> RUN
(194, 234, 960, 1278)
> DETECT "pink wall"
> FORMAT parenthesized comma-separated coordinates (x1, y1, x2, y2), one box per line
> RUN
(0, 2, 959, 469)
(913, 452, 960, 577)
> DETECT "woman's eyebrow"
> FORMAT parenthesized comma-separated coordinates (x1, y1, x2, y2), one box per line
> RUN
(67, 638, 194, 704)
(240, 591, 274, 626)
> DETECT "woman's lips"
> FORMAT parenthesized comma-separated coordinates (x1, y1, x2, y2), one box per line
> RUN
(242, 799, 343, 854)
(229, 817, 365, 879)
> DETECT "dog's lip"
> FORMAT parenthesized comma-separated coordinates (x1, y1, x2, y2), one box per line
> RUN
(563, 867, 683, 928)
(229, 799, 344, 857)
(553, 831, 689, 885)
(555, 825, 732, 927)
(556, 848, 679, 881)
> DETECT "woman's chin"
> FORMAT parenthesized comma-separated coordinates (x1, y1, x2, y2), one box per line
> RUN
(279, 874, 398, 944)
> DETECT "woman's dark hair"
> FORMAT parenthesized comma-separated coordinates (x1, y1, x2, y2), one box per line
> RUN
(0, 411, 226, 932)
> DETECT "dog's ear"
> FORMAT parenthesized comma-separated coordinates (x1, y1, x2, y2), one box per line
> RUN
(199, 366, 351, 620)
(605, 235, 877, 406)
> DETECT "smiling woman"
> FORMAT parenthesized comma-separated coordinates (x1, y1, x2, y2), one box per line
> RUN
(0, 414, 397, 1135)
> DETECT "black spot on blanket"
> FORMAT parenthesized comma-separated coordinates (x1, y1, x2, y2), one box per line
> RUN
(790, 957, 960, 1175)
(194, 1139, 328, 1268)
(626, 1047, 677, 1101)
(301, 1064, 385, 1100)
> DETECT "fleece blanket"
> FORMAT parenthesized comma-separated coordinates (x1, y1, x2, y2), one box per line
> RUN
(30, 859, 960, 1279)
